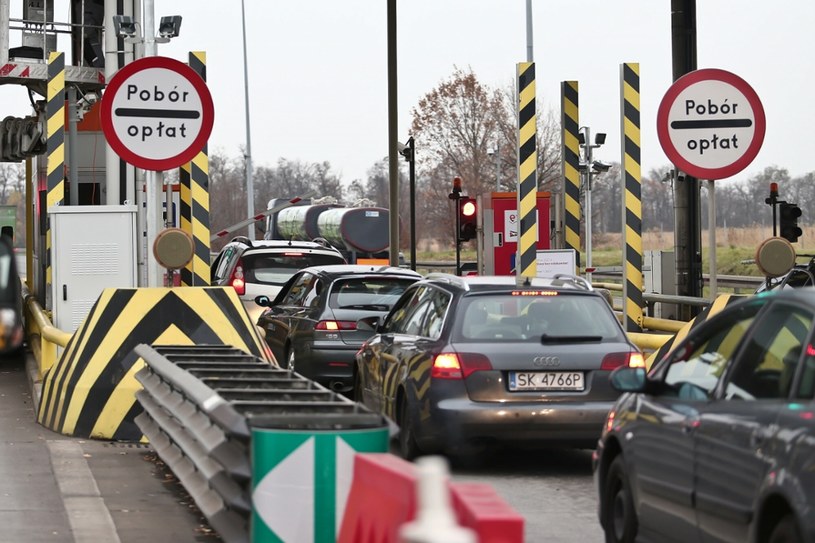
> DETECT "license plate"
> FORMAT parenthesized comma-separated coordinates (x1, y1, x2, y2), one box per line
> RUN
(509, 371, 585, 391)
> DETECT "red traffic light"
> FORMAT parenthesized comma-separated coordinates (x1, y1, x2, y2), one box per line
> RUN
(458, 196, 478, 242)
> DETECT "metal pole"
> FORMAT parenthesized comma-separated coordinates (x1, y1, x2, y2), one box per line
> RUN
(455, 196, 461, 276)
(408, 137, 416, 271)
(708, 180, 717, 299)
(104, 0, 119, 205)
(67, 87, 79, 205)
(143, 0, 161, 286)
(0, 0, 9, 65)
(387, 0, 399, 267)
(495, 144, 500, 191)
(584, 128, 593, 283)
(525, 0, 533, 62)
(241, 0, 255, 240)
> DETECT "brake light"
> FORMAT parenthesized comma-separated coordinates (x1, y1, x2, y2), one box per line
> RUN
(231, 277, 246, 296)
(431, 354, 462, 379)
(315, 320, 357, 331)
(283, 252, 304, 256)
(229, 259, 246, 295)
(431, 352, 492, 380)
(601, 351, 645, 370)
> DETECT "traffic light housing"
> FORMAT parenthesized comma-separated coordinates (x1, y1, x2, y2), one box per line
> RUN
(780, 202, 802, 243)
(458, 196, 477, 242)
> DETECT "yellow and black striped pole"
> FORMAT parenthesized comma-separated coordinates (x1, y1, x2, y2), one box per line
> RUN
(561, 81, 580, 267)
(180, 51, 211, 286)
(516, 62, 537, 280)
(621, 63, 643, 332)
(46, 52, 65, 307)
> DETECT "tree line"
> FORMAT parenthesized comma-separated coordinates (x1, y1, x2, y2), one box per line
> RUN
(0, 68, 809, 251)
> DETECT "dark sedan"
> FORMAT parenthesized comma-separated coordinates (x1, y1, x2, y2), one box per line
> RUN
(354, 273, 643, 459)
(0, 237, 23, 355)
(595, 288, 815, 543)
(254, 264, 421, 393)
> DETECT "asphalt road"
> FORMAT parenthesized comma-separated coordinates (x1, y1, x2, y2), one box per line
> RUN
(451, 448, 604, 543)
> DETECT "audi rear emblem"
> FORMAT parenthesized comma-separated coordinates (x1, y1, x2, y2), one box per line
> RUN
(533, 356, 560, 367)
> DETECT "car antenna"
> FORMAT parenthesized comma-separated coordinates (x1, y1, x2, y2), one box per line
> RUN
(523, 276, 531, 287)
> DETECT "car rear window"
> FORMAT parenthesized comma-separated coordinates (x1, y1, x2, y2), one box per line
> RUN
(455, 291, 626, 342)
(329, 277, 416, 310)
(242, 252, 345, 286)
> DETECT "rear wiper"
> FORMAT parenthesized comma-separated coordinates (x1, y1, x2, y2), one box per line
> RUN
(541, 334, 603, 344)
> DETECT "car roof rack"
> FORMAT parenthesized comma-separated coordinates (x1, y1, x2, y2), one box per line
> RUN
(230, 236, 253, 247)
(425, 273, 470, 291)
(552, 273, 593, 291)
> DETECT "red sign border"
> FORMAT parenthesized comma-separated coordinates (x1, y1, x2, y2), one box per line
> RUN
(100, 56, 214, 171)
(657, 68, 765, 180)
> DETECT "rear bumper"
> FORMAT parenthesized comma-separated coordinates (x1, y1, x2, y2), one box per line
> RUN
(296, 341, 358, 390)
(418, 397, 614, 451)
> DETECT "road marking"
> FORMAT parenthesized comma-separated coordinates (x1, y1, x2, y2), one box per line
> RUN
(47, 440, 120, 543)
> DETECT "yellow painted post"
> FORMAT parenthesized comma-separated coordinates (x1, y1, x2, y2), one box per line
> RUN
(516, 62, 537, 280)
(621, 63, 643, 332)
(561, 81, 580, 270)
(46, 52, 65, 308)
(180, 51, 211, 286)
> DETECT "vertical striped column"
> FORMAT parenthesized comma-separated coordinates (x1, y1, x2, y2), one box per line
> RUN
(180, 51, 211, 286)
(621, 63, 643, 333)
(46, 52, 65, 306)
(516, 62, 537, 280)
(561, 81, 580, 267)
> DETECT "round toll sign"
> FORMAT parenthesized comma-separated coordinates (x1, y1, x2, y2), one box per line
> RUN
(100, 56, 214, 171)
(657, 68, 765, 180)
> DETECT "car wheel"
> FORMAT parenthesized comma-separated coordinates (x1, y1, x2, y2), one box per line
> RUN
(769, 515, 802, 543)
(398, 397, 423, 461)
(352, 371, 363, 403)
(602, 455, 637, 543)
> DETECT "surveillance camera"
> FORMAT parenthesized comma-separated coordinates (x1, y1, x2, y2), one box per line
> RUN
(592, 160, 611, 173)
(82, 92, 98, 105)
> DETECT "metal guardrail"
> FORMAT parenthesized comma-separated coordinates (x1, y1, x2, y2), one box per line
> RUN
(21, 283, 72, 377)
(134, 344, 387, 543)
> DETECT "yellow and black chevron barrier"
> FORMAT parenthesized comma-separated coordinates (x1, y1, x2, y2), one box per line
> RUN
(46, 52, 65, 305)
(517, 62, 537, 279)
(621, 63, 643, 333)
(38, 287, 273, 440)
(561, 81, 580, 265)
(180, 51, 211, 287)
(645, 294, 743, 369)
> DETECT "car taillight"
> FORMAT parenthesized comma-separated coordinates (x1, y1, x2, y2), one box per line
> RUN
(431, 352, 492, 380)
(229, 259, 246, 295)
(315, 320, 357, 331)
(601, 351, 645, 370)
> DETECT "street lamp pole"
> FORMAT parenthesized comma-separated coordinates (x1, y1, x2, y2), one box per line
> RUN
(241, 0, 255, 240)
(579, 126, 607, 284)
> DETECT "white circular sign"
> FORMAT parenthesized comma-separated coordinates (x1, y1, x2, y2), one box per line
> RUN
(101, 56, 214, 171)
(657, 69, 765, 180)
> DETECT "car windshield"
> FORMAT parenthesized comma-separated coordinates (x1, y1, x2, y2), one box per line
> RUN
(242, 252, 344, 286)
(329, 277, 416, 310)
(454, 292, 626, 342)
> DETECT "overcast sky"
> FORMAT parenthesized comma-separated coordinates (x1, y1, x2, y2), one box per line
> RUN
(2, 1, 813, 193)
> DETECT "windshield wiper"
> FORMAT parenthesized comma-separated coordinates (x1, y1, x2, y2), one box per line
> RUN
(541, 334, 603, 344)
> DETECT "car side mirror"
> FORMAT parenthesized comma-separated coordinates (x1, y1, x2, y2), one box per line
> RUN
(254, 295, 271, 307)
(356, 316, 381, 333)
(610, 367, 647, 393)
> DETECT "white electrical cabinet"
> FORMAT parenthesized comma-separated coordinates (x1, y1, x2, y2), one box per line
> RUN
(48, 205, 138, 333)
